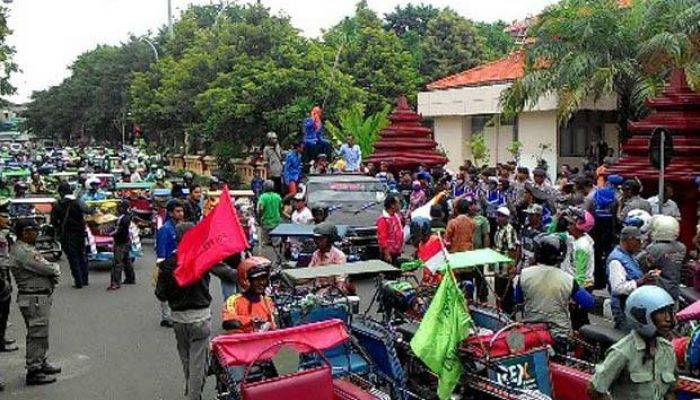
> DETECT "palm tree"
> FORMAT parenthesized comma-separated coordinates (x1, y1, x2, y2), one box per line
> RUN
(499, 0, 699, 135)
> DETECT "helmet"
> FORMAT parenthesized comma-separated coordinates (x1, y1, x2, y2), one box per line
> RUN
(262, 179, 274, 192)
(410, 217, 431, 241)
(266, 131, 277, 140)
(183, 171, 194, 181)
(86, 177, 101, 188)
(625, 209, 652, 234)
(237, 257, 271, 291)
(155, 169, 165, 180)
(625, 285, 674, 338)
(533, 233, 567, 266)
(650, 215, 680, 242)
(14, 181, 28, 191)
(313, 223, 339, 242)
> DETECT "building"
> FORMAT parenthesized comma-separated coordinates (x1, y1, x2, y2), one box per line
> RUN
(417, 51, 618, 177)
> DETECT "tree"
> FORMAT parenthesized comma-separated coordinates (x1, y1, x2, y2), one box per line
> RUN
(474, 21, 516, 62)
(420, 9, 483, 82)
(384, 3, 439, 37)
(325, 103, 391, 156)
(324, 1, 422, 114)
(499, 0, 699, 134)
(0, 4, 16, 100)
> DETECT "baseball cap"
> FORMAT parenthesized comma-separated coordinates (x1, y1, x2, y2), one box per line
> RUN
(620, 226, 643, 241)
(496, 207, 511, 217)
(525, 204, 543, 215)
(293, 193, 305, 201)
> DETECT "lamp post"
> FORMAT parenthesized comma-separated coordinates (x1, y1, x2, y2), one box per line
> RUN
(140, 37, 159, 61)
(167, 0, 174, 37)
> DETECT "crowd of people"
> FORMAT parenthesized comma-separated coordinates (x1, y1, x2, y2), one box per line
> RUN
(0, 132, 693, 400)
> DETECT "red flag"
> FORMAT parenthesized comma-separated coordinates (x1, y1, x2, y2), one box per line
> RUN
(174, 186, 249, 286)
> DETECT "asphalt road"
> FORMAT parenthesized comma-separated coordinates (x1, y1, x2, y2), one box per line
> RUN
(2, 243, 382, 400)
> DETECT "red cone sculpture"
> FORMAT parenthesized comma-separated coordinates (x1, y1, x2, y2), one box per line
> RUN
(365, 95, 448, 170)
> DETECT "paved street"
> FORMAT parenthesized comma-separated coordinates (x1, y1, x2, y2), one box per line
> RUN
(3, 244, 221, 400)
(2, 243, 381, 400)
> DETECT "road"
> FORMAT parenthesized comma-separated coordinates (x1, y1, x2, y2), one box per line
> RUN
(2, 243, 381, 400)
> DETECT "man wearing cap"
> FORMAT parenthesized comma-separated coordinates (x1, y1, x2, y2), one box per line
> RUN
(291, 193, 313, 225)
(618, 179, 652, 223)
(262, 132, 283, 194)
(607, 226, 659, 331)
(10, 219, 61, 385)
(533, 167, 557, 199)
(493, 206, 518, 313)
(81, 178, 106, 202)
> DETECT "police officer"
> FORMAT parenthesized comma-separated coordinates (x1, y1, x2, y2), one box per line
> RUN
(0, 200, 16, 391)
(10, 218, 61, 385)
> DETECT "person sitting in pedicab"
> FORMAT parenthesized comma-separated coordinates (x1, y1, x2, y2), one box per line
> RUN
(81, 178, 107, 202)
(588, 285, 677, 400)
(514, 234, 595, 351)
(308, 223, 352, 293)
(222, 257, 277, 334)
(29, 172, 46, 194)
(10, 181, 34, 216)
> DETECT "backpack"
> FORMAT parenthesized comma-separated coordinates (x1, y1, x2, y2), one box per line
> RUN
(593, 187, 616, 219)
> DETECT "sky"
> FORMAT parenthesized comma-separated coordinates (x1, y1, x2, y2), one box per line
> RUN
(4, 0, 558, 104)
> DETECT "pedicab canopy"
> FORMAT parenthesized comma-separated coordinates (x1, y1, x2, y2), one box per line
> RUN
(364, 95, 448, 170)
(210, 319, 349, 366)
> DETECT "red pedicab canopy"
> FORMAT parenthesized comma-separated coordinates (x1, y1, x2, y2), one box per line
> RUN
(364, 95, 448, 170)
(210, 319, 349, 367)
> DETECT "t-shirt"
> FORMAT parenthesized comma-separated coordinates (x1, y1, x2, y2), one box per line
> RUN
(258, 192, 282, 229)
(445, 215, 475, 252)
(472, 215, 490, 249)
(291, 207, 314, 225)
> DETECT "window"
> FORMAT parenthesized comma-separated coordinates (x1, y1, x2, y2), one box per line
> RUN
(559, 111, 605, 157)
(471, 115, 491, 134)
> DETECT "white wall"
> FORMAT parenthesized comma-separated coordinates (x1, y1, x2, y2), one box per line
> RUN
(604, 123, 620, 154)
(517, 111, 558, 179)
(433, 116, 467, 171)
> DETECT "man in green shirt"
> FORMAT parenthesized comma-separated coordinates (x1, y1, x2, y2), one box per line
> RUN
(589, 285, 677, 400)
(468, 200, 490, 302)
(257, 180, 282, 246)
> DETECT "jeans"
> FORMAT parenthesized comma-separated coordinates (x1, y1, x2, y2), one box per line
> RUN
(173, 319, 211, 400)
(62, 235, 89, 287)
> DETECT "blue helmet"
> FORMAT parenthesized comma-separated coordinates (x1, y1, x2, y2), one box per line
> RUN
(625, 285, 674, 338)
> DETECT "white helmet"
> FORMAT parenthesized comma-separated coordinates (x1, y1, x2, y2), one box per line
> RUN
(625, 209, 652, 234)
(650, 215, 680, 242)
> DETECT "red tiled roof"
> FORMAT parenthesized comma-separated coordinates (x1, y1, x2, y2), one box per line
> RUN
(426, 51, 525, 90)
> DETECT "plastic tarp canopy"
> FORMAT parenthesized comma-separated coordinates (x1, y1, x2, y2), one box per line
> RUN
(210, 319, 349, 366)
(439, 248, 513, 272)
(270, 223, 349, 239)
(283, 260, 397, 281)
(115, 182, 155, 190)
(10, 197, 56, 204)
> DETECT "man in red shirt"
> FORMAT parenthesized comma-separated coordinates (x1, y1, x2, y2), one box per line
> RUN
(376, 194, 404, 264)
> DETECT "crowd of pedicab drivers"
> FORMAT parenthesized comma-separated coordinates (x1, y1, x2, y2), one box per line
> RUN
(3, 131, 700, 400)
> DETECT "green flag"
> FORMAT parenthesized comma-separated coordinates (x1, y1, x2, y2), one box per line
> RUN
(410, 269, 473, 399)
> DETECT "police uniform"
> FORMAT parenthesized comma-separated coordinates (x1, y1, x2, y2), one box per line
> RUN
(10, 221, 61, 384)
(0, 222, 16, 352)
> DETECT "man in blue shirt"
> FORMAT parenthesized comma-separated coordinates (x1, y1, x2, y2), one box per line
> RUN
(283, 142, 303, 195)
(155, 200, 185, 327)
(339, 136, 362, 172)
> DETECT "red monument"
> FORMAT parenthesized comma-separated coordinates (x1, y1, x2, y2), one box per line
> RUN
(365, 95, 448, 170)
(609, 69, 700, 245)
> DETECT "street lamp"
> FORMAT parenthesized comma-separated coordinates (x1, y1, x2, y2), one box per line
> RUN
(167, 0, 174, 37)
(140, 37, 159, 61)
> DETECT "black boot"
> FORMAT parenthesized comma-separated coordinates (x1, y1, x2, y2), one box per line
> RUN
(26, 370, 57, 385)
(41, 362, 62, 375)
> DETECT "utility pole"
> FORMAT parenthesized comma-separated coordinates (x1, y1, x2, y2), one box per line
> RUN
(167, 0, 174, 37)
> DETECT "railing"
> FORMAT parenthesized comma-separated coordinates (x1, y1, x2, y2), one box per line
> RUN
(167, 154, 267, 184)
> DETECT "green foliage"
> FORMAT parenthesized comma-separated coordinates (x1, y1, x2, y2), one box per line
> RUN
(325, 103, 391, 156)
(469, 133, 490, 166)
(384, 3, 440, 37)
(500, 0, 700, 131)
(420, 9, 483, 82)
(506, 140, 523, 162)
(0, 5, 16, 99)
(474, 21, 516, 62)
